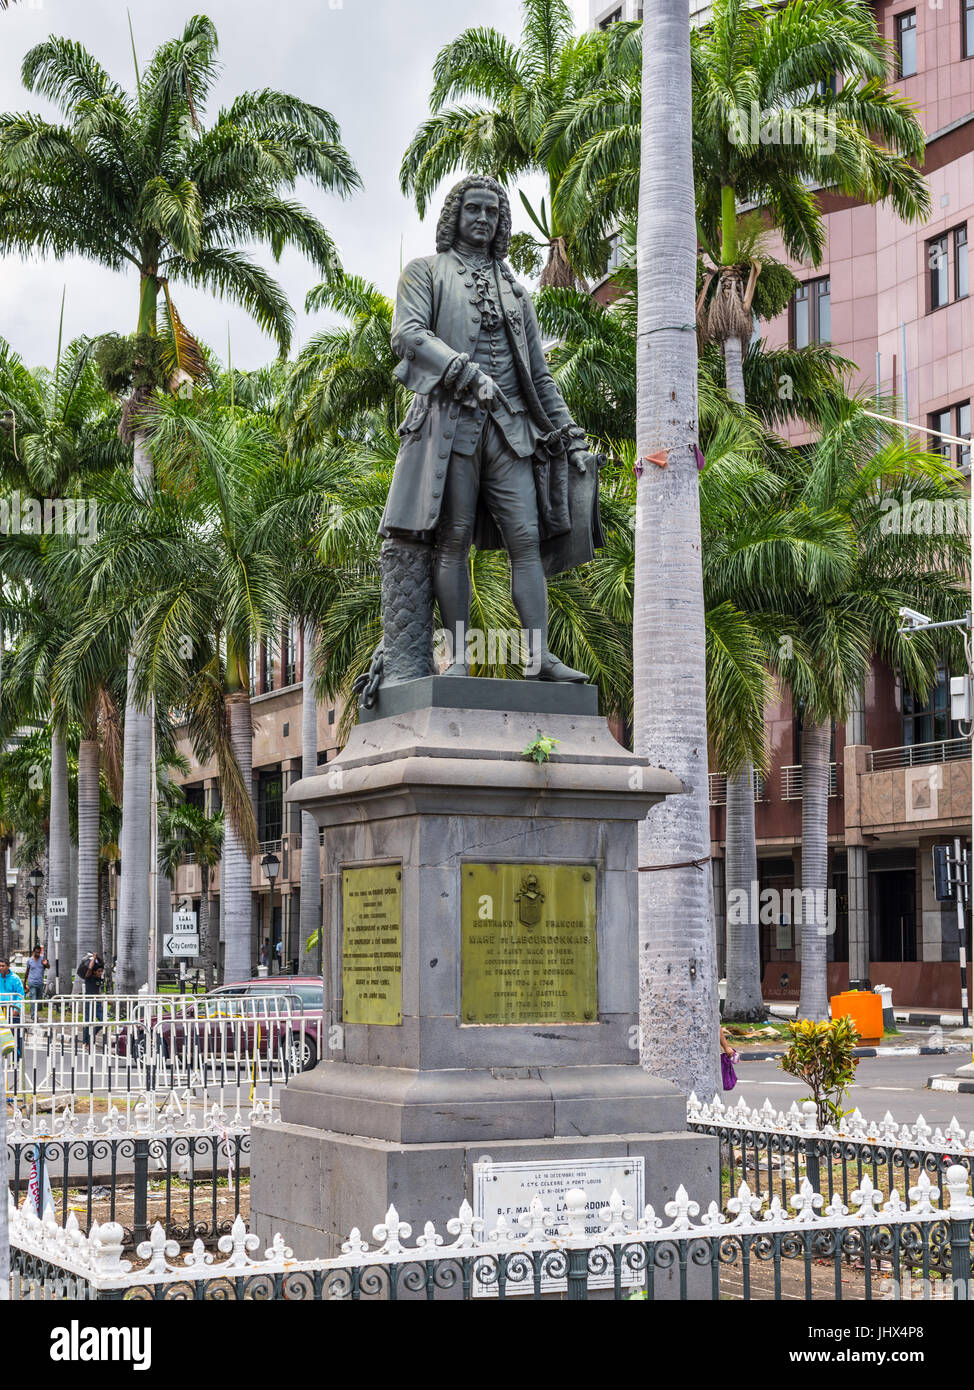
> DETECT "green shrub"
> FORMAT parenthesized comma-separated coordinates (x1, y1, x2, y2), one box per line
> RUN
(779, 1016, 860, 1128)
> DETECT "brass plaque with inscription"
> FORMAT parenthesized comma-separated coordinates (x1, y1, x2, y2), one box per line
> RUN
(461, 863, 597, 1025)
(341, 864, 402, 1025)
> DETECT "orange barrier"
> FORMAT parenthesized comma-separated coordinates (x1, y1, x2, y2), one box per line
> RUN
(829, 989, 882, 1044)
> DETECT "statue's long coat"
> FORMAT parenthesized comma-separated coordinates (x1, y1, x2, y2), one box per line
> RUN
(380, 249, 602, 577)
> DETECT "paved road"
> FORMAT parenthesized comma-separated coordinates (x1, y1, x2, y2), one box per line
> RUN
(734, 1049, 974, 1128)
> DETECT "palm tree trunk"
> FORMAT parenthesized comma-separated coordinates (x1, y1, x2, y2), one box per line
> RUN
(66, 840, 79, 991)
(49, 731, 71, 992)
(299, 623, 321, 976)
(635, 0, 719, 1100)
(117, 429, 154, 991)
(0, 840, 9, 959)
(76, 738, 100, 958)
(798, 719, 831, 1020)
(97, 860, 110, 962)
(719, 336, 765, 1022)
(723, 769, 766, 1019)
(200, 869, 214, 991)
(222, 692, 254, 984)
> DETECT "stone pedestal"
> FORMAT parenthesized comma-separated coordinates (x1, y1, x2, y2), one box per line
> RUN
(250, 678, 718, 1265)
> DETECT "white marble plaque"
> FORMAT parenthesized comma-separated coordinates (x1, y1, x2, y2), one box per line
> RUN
(472, 1156, 644, 1296)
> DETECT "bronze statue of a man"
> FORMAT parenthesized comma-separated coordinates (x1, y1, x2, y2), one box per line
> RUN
(379, 174, 603, 683)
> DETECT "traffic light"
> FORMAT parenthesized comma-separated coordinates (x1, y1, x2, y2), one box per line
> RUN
(933, 844, 953, 902)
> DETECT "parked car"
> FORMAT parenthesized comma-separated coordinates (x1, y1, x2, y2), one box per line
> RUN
(117, 976, 323, 1070)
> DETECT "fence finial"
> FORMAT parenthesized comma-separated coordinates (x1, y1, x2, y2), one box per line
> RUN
(945, 1164, 974, 1213)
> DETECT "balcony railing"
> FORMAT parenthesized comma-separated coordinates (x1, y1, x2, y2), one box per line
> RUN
(781, 763, 838, 800)
(708, 771, 766, 805)
(868, 737, 972, 771)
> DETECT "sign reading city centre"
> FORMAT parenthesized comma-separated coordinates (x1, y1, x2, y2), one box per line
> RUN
(341, 864, 403, 1025)
(461, 863, 597, 1025)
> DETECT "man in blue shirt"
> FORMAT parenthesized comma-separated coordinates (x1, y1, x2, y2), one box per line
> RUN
(25, 946, 48, 1002)
(0, 957, 26, 1059)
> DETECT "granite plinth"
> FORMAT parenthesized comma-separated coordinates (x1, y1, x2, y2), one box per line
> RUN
(249, 687, 715, 1280)
(359, 674, 599, 722)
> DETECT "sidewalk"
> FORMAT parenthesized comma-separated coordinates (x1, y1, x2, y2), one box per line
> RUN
(726, 1004, 973, 1063)
(767, 1001, 969, 1029)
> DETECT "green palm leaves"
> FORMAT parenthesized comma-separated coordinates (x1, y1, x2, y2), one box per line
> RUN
(0, 17, 360, 352)
(401, 0, 612, 285)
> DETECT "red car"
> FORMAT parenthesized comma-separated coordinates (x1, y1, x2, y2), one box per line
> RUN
(119, 977, 323, 1071)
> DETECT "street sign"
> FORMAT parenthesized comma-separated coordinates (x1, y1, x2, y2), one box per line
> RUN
(163, 933, 199, 958)
(53, 923, 61, 942)
(47, 897, 68, 917)
(172, 910, 198, 933)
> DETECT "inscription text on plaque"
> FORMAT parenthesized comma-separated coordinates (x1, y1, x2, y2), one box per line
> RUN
(341, 864, 402, 1025)
(461, 863, 597, 1025)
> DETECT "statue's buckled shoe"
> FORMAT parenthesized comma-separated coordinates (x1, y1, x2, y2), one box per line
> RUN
(528, 655, 588, 683)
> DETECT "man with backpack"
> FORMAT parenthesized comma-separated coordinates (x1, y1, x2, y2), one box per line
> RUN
(77, 952, 105, 1047)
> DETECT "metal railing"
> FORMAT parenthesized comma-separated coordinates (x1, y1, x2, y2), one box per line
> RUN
(8, 1130, 253, 1250)
(708, 771, 767, 805)
(688, 1092, 974, 1213)
(9, 1167, 972, 1301)
(781, 762, 838, 800)
(869, 738, 972, 771)
(0, 993, 322, 1117)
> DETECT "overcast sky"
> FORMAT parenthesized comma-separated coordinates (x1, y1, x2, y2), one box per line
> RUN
(0, 0, 588, 371)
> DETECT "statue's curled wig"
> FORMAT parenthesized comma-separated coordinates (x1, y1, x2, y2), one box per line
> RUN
(435, 175, 512, 260)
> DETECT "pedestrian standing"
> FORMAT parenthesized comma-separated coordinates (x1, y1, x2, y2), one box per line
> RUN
(720, 1025, 740, 1092)
(78, 952, 105, 1046)
(0, 959, 26, 1060)
(24, 946, 49, 1004)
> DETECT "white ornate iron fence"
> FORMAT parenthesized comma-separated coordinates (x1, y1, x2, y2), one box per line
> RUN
(8, 1166, 974, 1301)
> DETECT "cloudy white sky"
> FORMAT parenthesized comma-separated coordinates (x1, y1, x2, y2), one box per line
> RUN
(0, 0, 589, 371)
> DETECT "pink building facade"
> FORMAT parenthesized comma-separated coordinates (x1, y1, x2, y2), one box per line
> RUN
(710, 0, 973, 1008)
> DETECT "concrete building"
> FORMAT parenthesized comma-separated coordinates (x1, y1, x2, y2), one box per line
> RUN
(169, 629, 341, 978)
(709, 0, 973, 1008)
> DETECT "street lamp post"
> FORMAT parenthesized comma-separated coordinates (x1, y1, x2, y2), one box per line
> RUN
(25, 889, 35, 950)
(29, 865, 43, 958)
(261, 853, 280, 975)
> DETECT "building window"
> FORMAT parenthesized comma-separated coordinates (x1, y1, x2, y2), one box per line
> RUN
(929, 401, 970, 468)
(955, 224, 968, 298)
(282, 619, 298, 687)
(929, 233, 949, 307)
(903, 668, 960, 745)
(965, 0, 974, 58)
(248, 641, 259, 695)
(256, 767, 283, 844)
(599, 6, 623, 28)
(262, 637, 276, 693)
(896, 10, 917, 75)
(791, 276, 830, 347)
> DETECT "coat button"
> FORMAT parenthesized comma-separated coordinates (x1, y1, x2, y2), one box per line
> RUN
(449, 408, 459, 419)
(432, 490, 441, 498)
(444, 428, 453, 438)
(465, 280, 474, 287)
(439, 449, 449, 458)
(435, 470, 445, 479)
(406, 348, 416, 360)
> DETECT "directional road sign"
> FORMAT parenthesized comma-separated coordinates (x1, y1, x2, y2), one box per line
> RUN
(163, 933, 199, 958)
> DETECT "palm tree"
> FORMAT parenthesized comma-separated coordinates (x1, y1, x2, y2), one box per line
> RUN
(778, 408, 970, 1020)
(635, 0, 719, 1100)
(280, 276, 403, 448)
(399, 0, 612, 286)
(67, 387, 329, 984)
(159, 801, 224, 989)
(0, 15, 360, 991)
